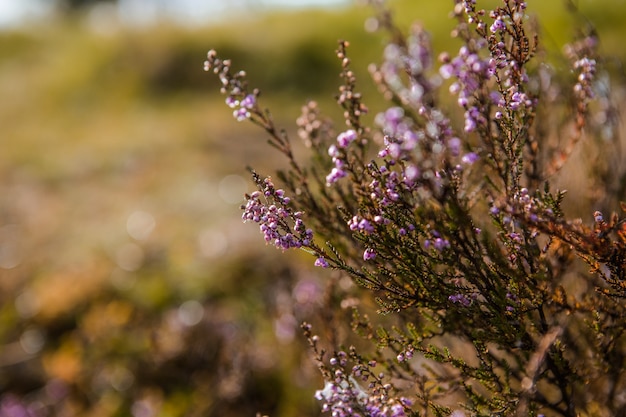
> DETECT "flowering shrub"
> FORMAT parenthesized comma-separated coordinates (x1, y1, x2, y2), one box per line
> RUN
(205, 0, 625, 416)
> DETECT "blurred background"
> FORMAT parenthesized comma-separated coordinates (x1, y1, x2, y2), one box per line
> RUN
(0, 1, 624, 416)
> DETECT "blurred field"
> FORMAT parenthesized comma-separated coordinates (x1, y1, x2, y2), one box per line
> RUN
(0, 0, 624, 416)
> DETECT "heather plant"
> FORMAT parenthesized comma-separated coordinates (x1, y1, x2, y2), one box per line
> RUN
(204, 0, 625, 416)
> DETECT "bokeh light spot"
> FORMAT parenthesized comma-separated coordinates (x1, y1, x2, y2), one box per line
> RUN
(15, 290, 40, 319)
(115, 243, 144, 272)
(0, 224, 22, 269)
(126, 210, 156, 241)
(20, 328, 45, 355)
(197, 229, 228, 258)
(178, 300, 204, 327)
(218, 175, 248, 205)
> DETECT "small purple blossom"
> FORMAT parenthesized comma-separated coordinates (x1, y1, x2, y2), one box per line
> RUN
(225, 96, 239, 108)
(240, 93, 256, 109)
(315, 257, 329, 268)
(490, 18, 506, 34)
(315, 376, 410, 417)
(242, 181, 313, 251)
(363, 248, 377, 261)
(328, 144, 340, 158)
(336, 129, 358, 148)
(348, 216, 375, 234)
(233, 107, 250, 121)
(594, 211, 603, 223)
(461, 152, 479, 164)
(449, 293, 471, 306)
(433, 237, 450, 251)
(326, 167, 347, 185)
(573, 57, 596, 102)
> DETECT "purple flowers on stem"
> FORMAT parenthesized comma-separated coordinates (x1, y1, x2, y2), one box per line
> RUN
(349, 216, 375, 234)
(204, 49, 259, 123)
(314, 368, 411, 417)
(337, 129, 358, 148)
(363, 248, 376, 261)
(242, 179, 313, 251)
(325, 130, 359, 185)
(208, 0, 622, 414)
(315, 257, 330, 268)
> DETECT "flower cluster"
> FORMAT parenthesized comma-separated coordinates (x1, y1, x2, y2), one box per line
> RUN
(296, 100, 335, 149)
(228, 93, 257, 121)
(423, 230, 450, 252)
(313, 350, 411, 417)
(572, 57, 596, 104)
(204, 49, 259, 122)
(374, 24, 434, 107)
(348, 215, 375, 234)
(440, 44, 494, 132)
(448, 293, 472, 307)
(326, 129, 359, 185)
(315, 379, 410, 417)
(242, 177, 313, 251)
(369, 166, 401, 205)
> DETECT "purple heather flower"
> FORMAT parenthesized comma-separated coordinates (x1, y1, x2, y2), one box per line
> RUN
(240, 93, 256, 109)
(326, 167, 347, 185)
(363, 248, 377, 261)
(379, 107, 404, 132)
(359, 219, 375, 233)
(449, 293, 471, 306)
(390, 404, 404, 416)
(508, 232, 522, 243)
(225, 96, 239, 108)
(328, 144, 340, 158)
(404, 164, 419, 182)
(348, 216, 375, 233)
(573, 57, 596, 102)
(402, 129, 419, 149)
(448, 137, 461, 156)
(233, 107, 250, 121)
(242, 185, 313, 251)
(439, 63, 454, 79)
(509, 91, 525, 110)
(490, 18, 506, 33)
(594, 211, 604, 223)
(337, 129, 358, 148)
(433, 237, 450, 251)
(314, 257, 328, 268)
(490, 91, 504, 106)
(461, 152, 479, 164)
(464, 114, 476, 133)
